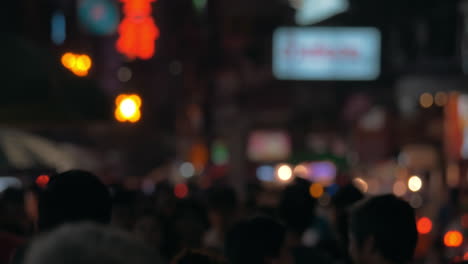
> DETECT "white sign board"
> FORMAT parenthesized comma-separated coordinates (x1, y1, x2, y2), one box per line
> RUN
(273, 27, 381, 81)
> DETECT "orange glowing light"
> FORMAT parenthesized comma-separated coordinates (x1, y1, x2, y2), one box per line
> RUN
(115, 94, 142, 123)
(417, 217, 432, 235)
(310, 183, 324, 198)
(444, 231, 464, 247)
(61, 52, 92, 77)
(464, 252, 468, 261)
(174, 183, 189, 199)
(116, 0, 160, 60)
(36, 175, 50, 188)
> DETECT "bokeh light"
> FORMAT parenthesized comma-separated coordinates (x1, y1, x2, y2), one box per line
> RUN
(444, 231, 463, 247)
(408, 175, 423, 192)
(277, 164, 293, 182)
(393, 181, 407, 197)
(180, 162, 195, 178)
(420, 93, 434, 108)
(293, 164, 308, 178)
(117, 67, 132, 82)
(410, 194, 423, 208)
(256, 165, 275, 182)
(61, 52, 92, 77)
(115, 94, 142, 123)
(309, 183, 324, 198)
(174, 183, 189, 199)
(417, 217, 432, 235)
(36, 175, 50, 189)
(353, 178, 368, 193)
(435, 92, 448, 106)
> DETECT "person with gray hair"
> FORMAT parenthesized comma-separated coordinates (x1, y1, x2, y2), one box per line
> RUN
(24, 223, 160, 264)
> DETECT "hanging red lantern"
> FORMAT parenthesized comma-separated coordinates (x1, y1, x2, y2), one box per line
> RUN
(116, 0, 160, 60)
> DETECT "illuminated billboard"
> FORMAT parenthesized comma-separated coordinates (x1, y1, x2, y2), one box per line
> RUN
(273, 27, 381, 81)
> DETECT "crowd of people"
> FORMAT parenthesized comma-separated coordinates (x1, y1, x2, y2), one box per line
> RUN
(0, 169, 418, 264)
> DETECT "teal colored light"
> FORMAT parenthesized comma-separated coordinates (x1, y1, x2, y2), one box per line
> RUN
(51, 11, 66, 45)
(193, 0, 207, 13)
(212, 141, 229, 165)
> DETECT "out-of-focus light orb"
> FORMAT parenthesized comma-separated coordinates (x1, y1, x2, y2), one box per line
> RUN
(408, 176, 423, 192)
(174, 183, 189, 199)
(257, 165, 275, 182)
(277, 164, 293, 182)
(410, 194, 423, 209)
(180, 162, 195, 178)
(117, 66, 132, 82)
(120, 98, 138, 118)
(417, 217, 432, 235)
(353, 178, 368, 193)
(75, 55, 92, 71)
(464, 252, 468, 261)
(435, 92, 448, 107)
(419, 93, 434, 108)
(393, 181, 407, 197)
(36, 175, 50, 189)
(294, 164, 308, 178)
(115, 94, 142, 123)
(309, 183, 324, 198)
(61, 53, 76, 69)
(444, 231, 463, 247)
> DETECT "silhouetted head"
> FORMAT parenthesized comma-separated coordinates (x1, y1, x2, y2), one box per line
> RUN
(278, 179, 316, 235)
(24, 223, 158, 264)
(38, 170, 111, 231)
(225, 217, 289, 264)
(330, 184, 364, 246)
(349, 195, 417, 264)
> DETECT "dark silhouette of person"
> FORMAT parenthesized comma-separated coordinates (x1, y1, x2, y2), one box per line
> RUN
(24, 223, 159, 264)
(37, 170, 111, 231)
(224, 216, 291, 264)
(12, 170, 112, 264)
(349, 195, 417, 264)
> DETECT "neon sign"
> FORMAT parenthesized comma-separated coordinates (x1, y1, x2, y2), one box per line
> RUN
(116, 0, 159, 60)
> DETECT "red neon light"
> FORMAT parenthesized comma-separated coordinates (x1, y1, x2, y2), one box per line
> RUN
(116, 0, 159, 60)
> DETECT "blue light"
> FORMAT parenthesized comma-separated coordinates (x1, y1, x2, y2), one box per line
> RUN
(51, 11, 66, 45)
(257, 165, 275, 182)
(78, 0, 119, 36)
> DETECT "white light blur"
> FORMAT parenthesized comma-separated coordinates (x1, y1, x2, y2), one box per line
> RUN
(408, 176, 423, 192)
(180, 162, 195, 178)
(277, 164, 293, 182)
(353, 177, 368, 193)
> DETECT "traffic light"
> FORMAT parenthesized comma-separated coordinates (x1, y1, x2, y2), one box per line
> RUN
(61, 52, 92, 77)
(115, 94, 142, 123)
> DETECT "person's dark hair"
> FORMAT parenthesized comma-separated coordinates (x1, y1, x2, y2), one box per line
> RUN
(172, 249, 226, 264)
(38, 170, 111, 231)
(278, 178, 316, 235)
(24, 223, 159, 264)
(225, 217, 286, 264)
(349, 195, 417, 264)
(331, 184, 364, 246)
